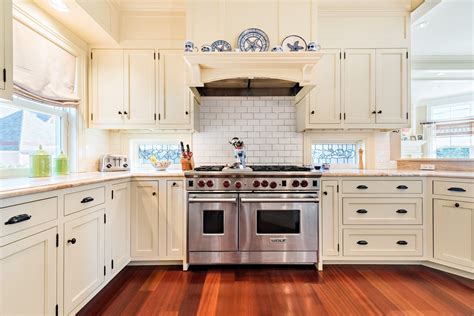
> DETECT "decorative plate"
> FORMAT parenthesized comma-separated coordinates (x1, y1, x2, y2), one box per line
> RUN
(281, 35, 307, 52)
(211, 40, 232, 52)
(237, 28, 270, 52)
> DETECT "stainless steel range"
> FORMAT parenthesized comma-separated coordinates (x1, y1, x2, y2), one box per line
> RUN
(185, 165, 321, 265)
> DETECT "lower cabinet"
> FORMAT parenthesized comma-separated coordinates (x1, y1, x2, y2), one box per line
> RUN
(434, 199, 473, 268)
(131, 180, 185, 261)
(0, 227, 57, 315)
(110, 182, 131, 275)
(321, 180, 340, 257)
(64, 208, 105, 314)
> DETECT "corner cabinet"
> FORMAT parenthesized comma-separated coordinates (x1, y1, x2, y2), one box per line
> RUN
(296, 48, 409, 131)
(89, 49, 199, 130)
(0, 0, 12, 101)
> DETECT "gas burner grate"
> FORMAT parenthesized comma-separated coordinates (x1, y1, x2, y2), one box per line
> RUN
(248, 165, 312, 172)
(193, 165, 225, 172)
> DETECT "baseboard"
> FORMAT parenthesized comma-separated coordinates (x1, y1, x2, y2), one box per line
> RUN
(421, 261, 474, 280)
(128, 260, 183, 266)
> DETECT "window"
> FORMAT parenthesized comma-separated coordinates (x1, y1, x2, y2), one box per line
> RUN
(311, 143, 358, 166)
(134, 142, 182, 167)
(0, 97, 68, 170)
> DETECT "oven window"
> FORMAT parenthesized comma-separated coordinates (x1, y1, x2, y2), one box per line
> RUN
(203, 210, 224, 234)
(256, 210, 300, 234)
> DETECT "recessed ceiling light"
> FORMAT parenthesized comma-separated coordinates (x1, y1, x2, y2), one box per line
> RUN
(436, 72, 445, 76)
(416, 21, 429, 29)
(49, 0, 69, 12)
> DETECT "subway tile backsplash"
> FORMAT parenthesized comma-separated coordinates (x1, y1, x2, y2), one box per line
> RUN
(193, 97, 303, 166)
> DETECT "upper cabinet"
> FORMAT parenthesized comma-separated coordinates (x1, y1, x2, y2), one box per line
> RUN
(297, 48, 409, 131)
(90, 49, 198, 130)
(0, 0, 12, 101)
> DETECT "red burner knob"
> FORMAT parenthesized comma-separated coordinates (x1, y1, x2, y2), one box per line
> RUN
(261, 180, 269, 188)
(235, 181, 242, 189)
(292, 180, 300, 187)
(206, 180, 214, 187)
(198, 180, 206, 188)
(253, 180, 261, 188)
(223, 180, 231, 188)
(301, 180, 308, 187)
(270, 181, 277, 189)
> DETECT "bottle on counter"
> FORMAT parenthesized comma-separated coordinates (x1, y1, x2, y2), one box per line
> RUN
(29, 145, 52, 177)
(54, 151, 69, 175)
(358, 148, 364, 169)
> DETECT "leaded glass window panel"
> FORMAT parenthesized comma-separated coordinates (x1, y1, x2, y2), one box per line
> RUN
(311, 143, 357, 165)
(137, 144, 181, 165)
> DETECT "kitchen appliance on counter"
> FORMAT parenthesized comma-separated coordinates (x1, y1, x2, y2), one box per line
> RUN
(99, 155, 130, 172)
(186, 165, 321, 265)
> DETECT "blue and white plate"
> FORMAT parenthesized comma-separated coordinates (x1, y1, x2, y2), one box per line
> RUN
(237, 28, 270, 52)
(211, 40, 232, 52)
(281, 35, 307, 52)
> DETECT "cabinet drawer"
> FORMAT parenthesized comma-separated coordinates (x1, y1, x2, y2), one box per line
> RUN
(64, 186, 105, 216)
(1, 197, 58, 237)
(343, 229, 423, 257)
(433, 180, 474, 199)
(342, 180, 422, 194)
(342, 198, 422, 225)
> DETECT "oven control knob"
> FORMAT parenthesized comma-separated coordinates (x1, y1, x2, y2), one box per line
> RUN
(198, 180, 206, 188)
(206, 180, 214, 188)
(253, 180, 261, 188)
(235, 181, 242, 189)
(223, 180, 231, 188)
(292, 180, 300, 187)
(270, 181, 277, 189)
(261, 180, 269, 188)
(301, 180, 308, 188)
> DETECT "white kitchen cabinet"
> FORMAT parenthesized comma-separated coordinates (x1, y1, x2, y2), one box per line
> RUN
(321, 180, 340, 257)
(64, 208, 105, 314)
(0, 0, 12, 101)
(159, 180, 185, 260)
(0, 227, 57, 315)
(131, 181, 159, 259)
(375, 49, 408, 124)
(90, 49, 157, 128)
(434, 199, 473, 268)
(110, 182, 130, 274)
(158, 50, 191, 128)
(342, 49, 376, 124)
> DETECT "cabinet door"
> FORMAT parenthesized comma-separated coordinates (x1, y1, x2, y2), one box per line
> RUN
(131, 181, 159, 259)
(321, 180, 339, 257)
(160, 180, 185, 259)
(375, 49, 408, 124)
(309, 49, 341, 125)
(110, 183, 130, 274)
(1, 228, 57, 315)
(434, 199, 473, 268)
(158, 50, 191, 128)
(124, 50, 157, 126)
(0, 0, 12, 100)
(91, 50, 124, 125)
(64, 209, 105, 313)
(343, 49, 375, 124)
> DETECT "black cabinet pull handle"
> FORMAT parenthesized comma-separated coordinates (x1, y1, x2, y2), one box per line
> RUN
(67, 238, 77, 244)
(396, 185, 408, 190)
(455, 203, 460, 208)
(4, 214, 32, 225)
(81, 196, 94, 204)
(356, 185, 368, 189)
(448, 187, 466, 192)
(357, 240, 368, 245)
(396, 209, 408, 214)
(356, 209, 368, 214)
(323, 191, 328, 195)
(396, 240, 408, 245)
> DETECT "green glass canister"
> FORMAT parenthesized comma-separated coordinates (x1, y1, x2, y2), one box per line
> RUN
(29, 145, 52, 177)
(54, 151, 69, 175)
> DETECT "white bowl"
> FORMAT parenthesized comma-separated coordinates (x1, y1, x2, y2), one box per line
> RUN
(151, 160, 172, 171)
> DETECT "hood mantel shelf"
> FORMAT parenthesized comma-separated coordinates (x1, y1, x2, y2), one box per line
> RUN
(183, 52, 322, 102)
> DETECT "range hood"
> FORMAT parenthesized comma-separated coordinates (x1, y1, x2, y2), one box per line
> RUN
(183, 52, 321, 102)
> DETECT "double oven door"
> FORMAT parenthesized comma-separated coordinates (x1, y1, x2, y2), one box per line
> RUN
(188, 192, 318, 254)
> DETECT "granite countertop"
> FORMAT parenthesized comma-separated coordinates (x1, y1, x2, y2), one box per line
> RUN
(0, 169, 473, 200)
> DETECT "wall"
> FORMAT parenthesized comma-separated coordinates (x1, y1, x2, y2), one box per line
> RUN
(192, 97, 303, 165)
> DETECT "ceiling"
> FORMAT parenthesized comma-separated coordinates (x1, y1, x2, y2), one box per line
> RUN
(411, 0, 474, 56)
(110, 0, 185, 11)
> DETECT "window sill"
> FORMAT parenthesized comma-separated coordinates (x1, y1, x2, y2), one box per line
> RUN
(0, 168, 29, 179)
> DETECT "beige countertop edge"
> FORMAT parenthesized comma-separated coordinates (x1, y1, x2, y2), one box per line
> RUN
(1, 169, 473, 200)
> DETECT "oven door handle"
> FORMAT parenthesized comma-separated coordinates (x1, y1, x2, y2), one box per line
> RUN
(188, 198, 237, 203)
(240, 198, 319, 203)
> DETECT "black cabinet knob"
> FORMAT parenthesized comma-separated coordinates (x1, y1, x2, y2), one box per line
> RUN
(118, 111, 122, 115)
(455, 203, 460, 208)
(323, 191, 328, 195)
(152, 192, 157, 196)
(124, 111, 128, 115)
(185, 111, 189, 115)
(377, 110, 382, 114)
(67, 238, 77, 244)
(372, 110, 376, 114)
(311, 111, 315, 115)
(172, 182, 177, 186)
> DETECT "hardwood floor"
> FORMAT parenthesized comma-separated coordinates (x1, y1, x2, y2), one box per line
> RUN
(78, 265, 473, 316)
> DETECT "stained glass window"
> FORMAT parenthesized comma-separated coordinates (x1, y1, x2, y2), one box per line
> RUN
(311, 143, 357, 165)
(137, 144, 181, 165)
